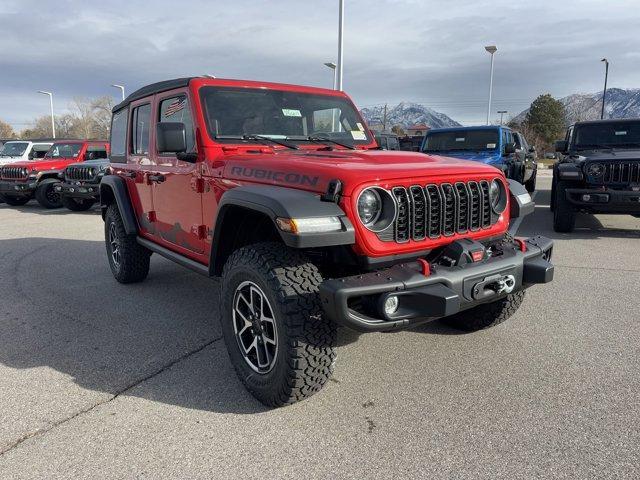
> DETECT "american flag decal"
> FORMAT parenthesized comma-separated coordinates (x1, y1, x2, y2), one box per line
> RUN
(164, 98, 186, 117)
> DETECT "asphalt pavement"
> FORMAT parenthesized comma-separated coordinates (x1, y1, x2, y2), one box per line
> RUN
(0, 173, 639, 479)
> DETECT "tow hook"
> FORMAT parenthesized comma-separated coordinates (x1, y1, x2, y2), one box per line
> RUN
(472, 274, 516, 300)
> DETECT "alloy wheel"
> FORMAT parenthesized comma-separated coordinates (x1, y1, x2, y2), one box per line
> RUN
(109, 223, 121, 269)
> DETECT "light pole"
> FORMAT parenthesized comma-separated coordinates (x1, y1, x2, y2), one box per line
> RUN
(37, 90, 55, 138)
(498, 110, 507, 125)
(111, 84, 125, 101)
(485, 45, 497, 125)
(336, 0, 344, 91)
(324, 62, 337, 90)
(600, 58, 609, 120)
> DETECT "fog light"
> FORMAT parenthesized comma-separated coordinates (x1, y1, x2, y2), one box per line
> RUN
(384, 295, 399, 316)
(69, 187, 75, 193)
(54, 186, 62, 192)
(88, 187, 93, 192)
(582, 194, 591, 202)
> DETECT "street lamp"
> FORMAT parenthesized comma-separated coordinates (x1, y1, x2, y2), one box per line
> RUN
(324, 62, 337, 90)
(111, 84, 125, 101)
(498, 110, 508, 125)
(485, 45, 497, 125)
(336, 0, 345, 91)
(37, 90, 55, 139)
(600, 58, 609, 120)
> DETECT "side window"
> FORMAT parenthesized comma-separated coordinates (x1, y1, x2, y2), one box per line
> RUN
(110, 108, 128, 162)
(87, 145, 108, 159)
(158, 95, 195, 152)
(513, 133, 522, 149)
(131, 104, 151, 155)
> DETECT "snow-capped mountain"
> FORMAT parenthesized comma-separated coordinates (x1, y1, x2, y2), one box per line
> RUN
(360, 102, 461, 130)
(514, 88, 640, 125)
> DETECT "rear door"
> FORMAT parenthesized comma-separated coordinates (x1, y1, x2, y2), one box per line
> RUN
(149, 90, 205, 258)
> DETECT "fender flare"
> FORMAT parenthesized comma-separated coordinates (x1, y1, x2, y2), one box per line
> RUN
(209, 185, 355, 273)
(508, 179, 535, 219)
(99, 175, 138, 235)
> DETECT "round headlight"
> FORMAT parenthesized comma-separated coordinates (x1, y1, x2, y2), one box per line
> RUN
(587, 163, 604, 177)
(21, 168, 29, 176)
(357, 188, 382, 226)
(490, 179, 507, 214)
(89, 168, 95, 176)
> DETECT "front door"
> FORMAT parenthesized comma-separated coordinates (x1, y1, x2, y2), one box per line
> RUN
(150, 91, 205, 259)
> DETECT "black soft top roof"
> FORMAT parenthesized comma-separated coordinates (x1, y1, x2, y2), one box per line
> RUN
(112, 77, 195, 112)
(573, 118, 640, 127)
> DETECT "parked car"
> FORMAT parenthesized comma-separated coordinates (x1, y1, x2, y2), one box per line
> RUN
(100, 76, 553, 406)
(0, 140, 109, 208)
(372, 131, 400, 150)
(0, 139, 54, 166)
(55, 158, 110, 211)
(398, 134, 424, 151)
(551, 118, 640, 232)
(421, 126, 537, 192)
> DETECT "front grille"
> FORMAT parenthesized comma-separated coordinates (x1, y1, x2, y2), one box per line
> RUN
(66, 166, 97, 182)
(599, 161, 640, 184)
(381, 180, 496, 243)
(1, 166, 27, 180)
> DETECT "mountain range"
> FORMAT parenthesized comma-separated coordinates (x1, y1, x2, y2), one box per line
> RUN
(513, 88, 640, 124)
(360, 102, 461, 130)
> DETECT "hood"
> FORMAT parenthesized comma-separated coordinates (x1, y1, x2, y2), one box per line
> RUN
(67, 159, 110, 169)
(7, 158, 76, 171)
(222, 148, 502, 195)
(428, 149, 503, 164)
(568, 149, 640, 162)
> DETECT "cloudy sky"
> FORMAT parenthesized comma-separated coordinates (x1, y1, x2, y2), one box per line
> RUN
(2, 0, 639, 130)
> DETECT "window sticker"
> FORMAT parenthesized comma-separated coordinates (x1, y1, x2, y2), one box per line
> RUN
(356, 122, 365, 131)
(455, 137, 465, 142)
(351, 130, 366, 140)
(282, 108, 302, 117)
(487, 143, 497, 148)
(615, 130, 628, 136)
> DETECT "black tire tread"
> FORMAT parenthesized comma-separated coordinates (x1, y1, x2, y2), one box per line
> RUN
(221, 242, 337, 407)
(35, 178, 63, 209)
(553, 180, 576, 233)
(446, 290, 525, 332)
(3, 195, 30, 206)
(104, 203, 150, 283)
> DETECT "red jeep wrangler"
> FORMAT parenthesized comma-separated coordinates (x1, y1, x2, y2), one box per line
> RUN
(101, 77, 554, 406)
(0, 140, 109, 208)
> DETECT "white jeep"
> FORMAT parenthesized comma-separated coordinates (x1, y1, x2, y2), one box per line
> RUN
(0, 140, 54, 166)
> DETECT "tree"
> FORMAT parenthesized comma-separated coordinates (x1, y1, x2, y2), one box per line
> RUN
(0, 119, 16, 138)
(391, 125, 405, 136)
(525, 94, 566, 145)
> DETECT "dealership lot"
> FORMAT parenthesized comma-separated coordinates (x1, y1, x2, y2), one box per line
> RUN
(0, 173, 638, 479)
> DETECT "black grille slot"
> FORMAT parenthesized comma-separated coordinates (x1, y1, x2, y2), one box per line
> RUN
(409, 185, 427, 240)
(455, 182, 469, 232)
(441, 183, 457, 236)
(480, 180, 491, 228)
(468, 181, 482, 230)
(392, 187, 410, 243)
(426, 185, 442, 238)
(603, 161, 640, 184)
(66, 166, 96, 182)
(1, 166, 27, 180)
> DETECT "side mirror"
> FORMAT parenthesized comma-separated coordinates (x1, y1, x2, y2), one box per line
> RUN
(504, 142, 516, 155)
(156, 122, 187, 154)
(28, 152, 34, 160)
(554, 140, 568, 153)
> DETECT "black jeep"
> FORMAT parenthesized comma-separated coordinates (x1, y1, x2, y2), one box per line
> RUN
(55, 158, 110, 211)
(552, 119, 640, 232)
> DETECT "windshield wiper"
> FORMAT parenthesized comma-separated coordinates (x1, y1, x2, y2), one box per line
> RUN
(576, 144, 614, 150)
(304, 135, 356, 150)
(213, 134, 298, 150)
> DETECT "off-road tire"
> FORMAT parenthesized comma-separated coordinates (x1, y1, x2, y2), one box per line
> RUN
(35, 179, 63, 208)
(524, 168, 537, 193)
(104, 203, 150, 283)
(220, 242, 337, 407)
(3, 195, 30, 206)
(62, 196, 95, 211)
(445, 291, 526, 332)
(553, 180, 576, 233)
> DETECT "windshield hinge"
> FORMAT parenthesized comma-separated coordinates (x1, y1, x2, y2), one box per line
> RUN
(321, 179, 342, 203)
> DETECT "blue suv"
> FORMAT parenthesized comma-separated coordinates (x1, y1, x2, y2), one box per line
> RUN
(421, 125, 537, 192)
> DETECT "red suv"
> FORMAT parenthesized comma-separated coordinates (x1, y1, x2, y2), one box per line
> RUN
(0, 140, 109, 208)
(100, 77, 553, 406)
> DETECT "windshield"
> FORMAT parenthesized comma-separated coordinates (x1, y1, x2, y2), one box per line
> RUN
(0, 142, 28, 157)
(44, 143, 82, 159)
(423, 129, 499, 152)
(200, 86, 372, 147)
(573, 122, 640, 150)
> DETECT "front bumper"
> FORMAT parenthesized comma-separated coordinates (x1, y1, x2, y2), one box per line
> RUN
(565, 187, 640, 213)
(55, 181, 100, 199)
(319, 236, 553, 332)
(0, 180, 36, 197)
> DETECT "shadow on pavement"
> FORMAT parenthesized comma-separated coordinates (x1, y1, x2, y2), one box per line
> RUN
(0, 201, 101, 216)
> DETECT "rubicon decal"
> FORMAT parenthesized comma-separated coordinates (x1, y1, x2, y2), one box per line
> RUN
(230, 166, 319, 187)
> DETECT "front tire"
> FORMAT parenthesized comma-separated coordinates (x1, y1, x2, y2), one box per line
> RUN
(553, 180, 576, 233)
(446, 291, 525, 331)
(524, 168, 537, 193)
(220, 242, 337, 407)
(62, 196, 95, 211)
(104, 204, 151, 283)
(35, 179, 63, 208)
(3, 195, 30, 206)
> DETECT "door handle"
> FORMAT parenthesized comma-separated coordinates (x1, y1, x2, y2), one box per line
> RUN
(147, 174, 166, 183)
(120, 170, 137, 179)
